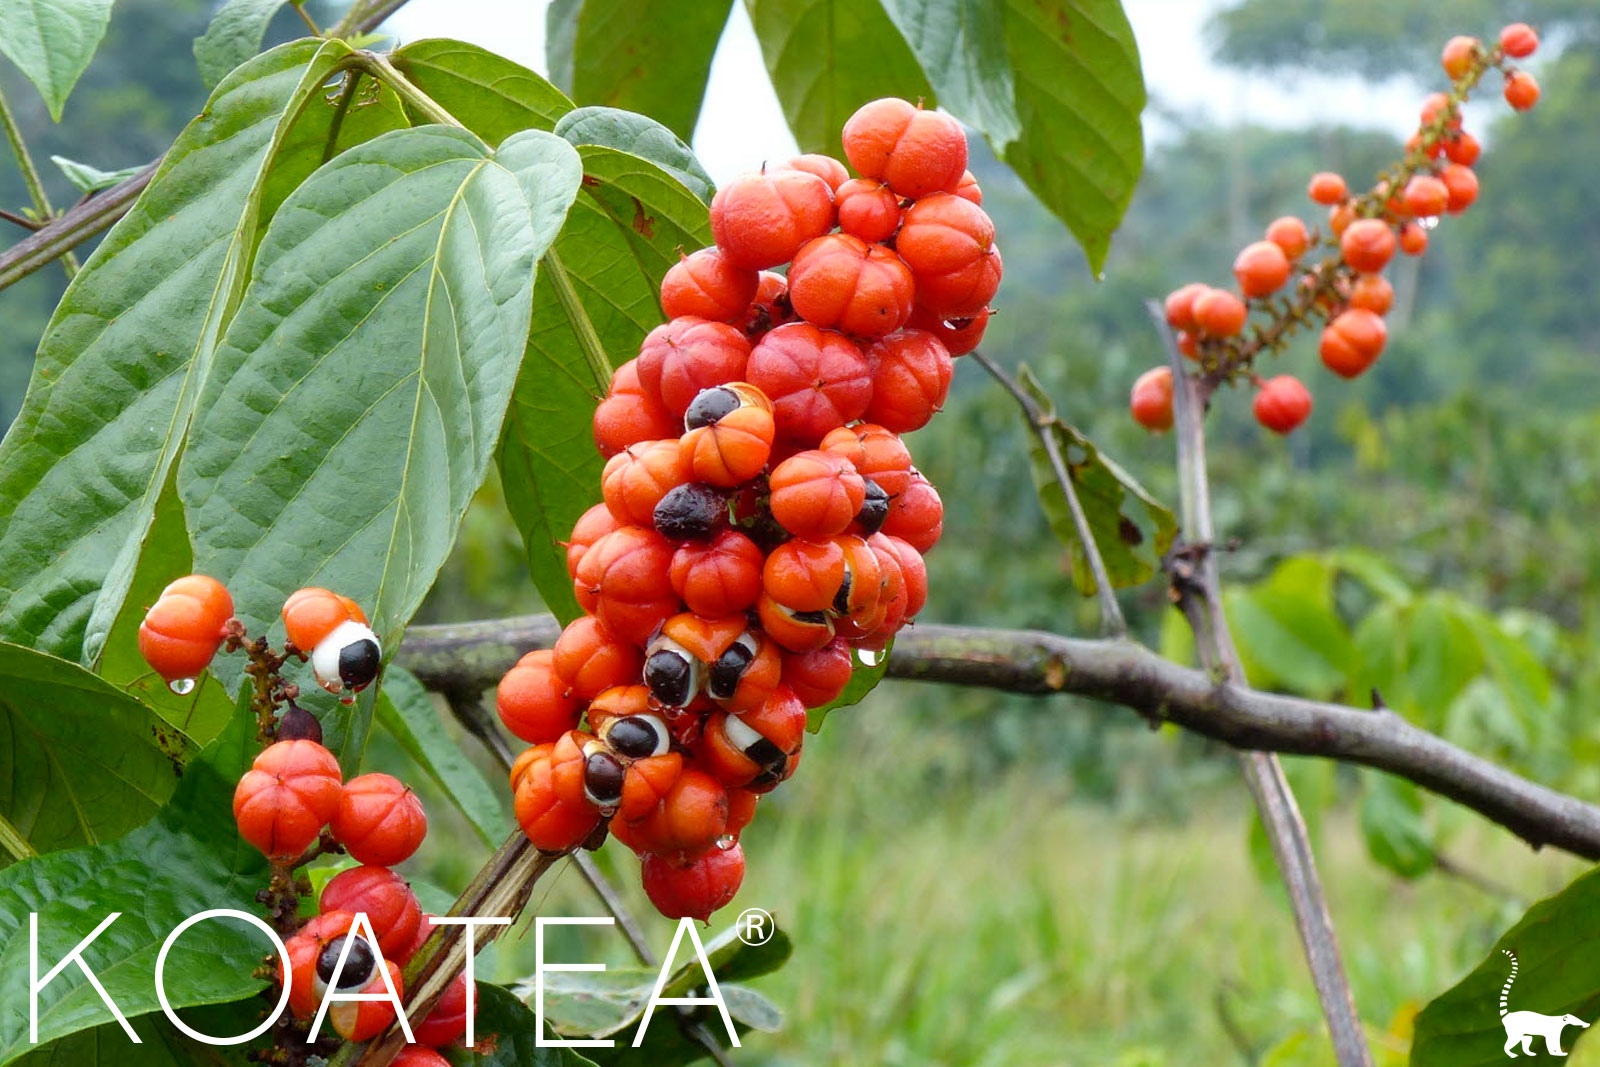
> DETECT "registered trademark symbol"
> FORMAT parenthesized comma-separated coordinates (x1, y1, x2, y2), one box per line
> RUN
(735, 908, 774, 946)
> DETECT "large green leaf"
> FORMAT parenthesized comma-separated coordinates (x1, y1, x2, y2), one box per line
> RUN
(878, 0, 1019, 144)
(179, 126, 582, 758)
(391, 38, 575, 146)
(375, 666, 507, 848)
(0, 40, 394, 665)
(498, 140, 711, 622)
(546, 0, 734, 143)
(0, 641, 192, 860)
(0, 711, 271, 1062)
(0, 0, 112, 119)
(13, 1003, 259, 1066)
(745, 0, 933, 156)
(448, 982, 600, 1066)
(1016, 366, 1176, 594)
(193, 0, 293, 90)
(1224, 556, 1352, 700)
(1412, 865, 1600, 1065)
(554, 107, 715, 204)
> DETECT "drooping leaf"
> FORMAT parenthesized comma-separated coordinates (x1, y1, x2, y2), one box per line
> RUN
(545, 0, 734, 143)
(375, 666, 506, 848)
(1016, 365, 1176, 594)
(193, 0, 293, 90)
(1358, 770, 1434, 879)
(498, 141, 711, 622)
(0, 0, 113, 120)
(806, 641, 891, 733)
(0, 710, 271, 1062)
(391, 38, 575, 146)
(744, 0, 933, 155)
(48, 155, 142, 194)
(1411, 865, 1600, 1064)
(448, 982, 600, 1066)
(0, 641, 192, 859)
(554, 107, 716, 204)
(179, 126, 583, 764)
(0, 40, 397, 665)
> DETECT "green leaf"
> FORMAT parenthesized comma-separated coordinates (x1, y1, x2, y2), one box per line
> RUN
(989, 0, 1144, 274)
(878, 0, 1019, 145)
(745, 0, 934, 155)
(375, 665, 507, 848)
(48, 155, 142, 194)
(662, 918, 793, 993)
(13, 1003, 260, 1066)
(532, 966, 777, 1061)
(0, 40, 394, 665)
(1224, 556, 1351, 700)
(192, 0, 292, 90)
(1411, 865, 1600, 1065)
(0, 641, 192, 859)
(1357, 770, 1434, 879)
(179, 126, 583, 762)
(554, 107, 716, 204)
(545, 0, 734, 143)
(391, 38, 574, 147)
(806, 641, 891, 732)
(0, 0, 113, 120)
(445, 982, 599, 1066)
(1405, 593, 1485, 729)
(1016, 366, 1176, 594)
(0, 710, 272, 1062)
(499, 142, 711, 622)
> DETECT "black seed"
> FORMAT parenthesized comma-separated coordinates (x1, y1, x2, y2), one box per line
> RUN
(584, 752, 625, 806)
(707, 641, 755, 700)
(742, 736, 786, 768)
(644, 650, 695, 707)
(607, 715, 664, 759)
(338, 639, 381, 689)
(793, 609, 828, 625)
(317, 935, 376, 990)
(654, 483, 726, 541)
(684, 386, 741, 429)
(748, 760, 788, 790)
(832, 569, 854, 616)
(277, 701, 322, 745)
(857, 478, 889, 535)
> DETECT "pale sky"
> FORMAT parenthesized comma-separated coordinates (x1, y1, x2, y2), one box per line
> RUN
(384, 0, 1442, 184)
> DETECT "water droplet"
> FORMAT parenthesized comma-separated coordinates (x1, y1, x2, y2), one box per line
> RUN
(716, 834, 736, 850)
(167, 677, 196, 695)
(856, 648, 882, 668)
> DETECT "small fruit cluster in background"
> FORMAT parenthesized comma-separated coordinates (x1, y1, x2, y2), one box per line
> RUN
(497, 95, 999, 921)
(1131, 23, 1541, 437)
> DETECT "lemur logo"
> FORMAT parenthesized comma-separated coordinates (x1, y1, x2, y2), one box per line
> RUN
(1499, 949, 1589, 1058)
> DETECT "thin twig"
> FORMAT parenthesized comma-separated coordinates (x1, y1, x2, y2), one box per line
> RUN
(0, 208, 40, 231)
(0, 161, 155, 290)
(0, 83, 79, 276)
(291, 0, 322, 35)
(1150, 301, 1372, 1067)
(967, 348, 1127, 637)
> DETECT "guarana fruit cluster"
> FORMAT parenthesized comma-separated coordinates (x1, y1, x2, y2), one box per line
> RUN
(1131, 22, 1541, 437)
(140, 580, 461, 1054)
(496, 96, 998, 921)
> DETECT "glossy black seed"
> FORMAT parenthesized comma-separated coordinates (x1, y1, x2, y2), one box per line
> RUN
(832, 569, 854, 616)
(707, 641, 755, 700)
(584, 751, 625, 806)
(792, 609, 828, 625)
(654, 483, 726, 541)
(742, 735, 786, 768)
(856, 478, 889, 535)
(317, 935, 376, 990)
(644, 650, 695, 707)
(338, 639, 381, 689)
(277, 701, 323, 744)
(684, 386, 741, 430)
(607, 715, 664, 759)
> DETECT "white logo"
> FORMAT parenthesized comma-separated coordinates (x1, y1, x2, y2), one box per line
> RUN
(1500, 949, 1589, 1058)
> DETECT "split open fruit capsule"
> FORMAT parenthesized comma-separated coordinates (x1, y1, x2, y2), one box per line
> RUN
(282, 587, 381, 699)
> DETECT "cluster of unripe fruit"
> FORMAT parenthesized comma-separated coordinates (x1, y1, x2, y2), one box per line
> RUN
(1131, 22, 1541, 438)
(495, 96, 996, 922)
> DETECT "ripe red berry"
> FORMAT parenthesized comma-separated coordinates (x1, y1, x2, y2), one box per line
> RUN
(1253, 375, 1313, 435)
(1444, 130, 1482, 166)
(763, 539, 846, 614)
(745, 322, 872, 445)
(1264, 217, 1310, 260)
(319, 865, 423, 960)
(332, 773, 428, 867)
(552, 616, 643, 702)
(139, 574, 234, 685)
(1504, 70, 1540, 111)
(593, 359, 679, 460)
(601, 439, 691, 526)
(894, 193, 1002, 318)
(514, 741, 602, 851)
(1419, 91, 1460, 131)
(1398, 221, 1428, 256)
(618, 766, 729, 859)
(695, 687, 805, 789)
(1232, 240, 1291, 298)
(780, 153, 849, 191)
(953, 169, 982, 204)
(1192, 288, 1247, 337)
(1328, 202, 1356, 237)
(741, 270, 791, 339)
(905, 304, 989, 356)
(862, 329, 953, 432)
(1130, 367, 1174, 432)
(769, 450, 867, 539)
(1500, 23, 1538, 59)
(635, 317, 751, 418)
(574, 526, 679, 645)
(282, 588, 381, 698)
(787, 233, 915, 338)
(233, 739, 343, 859)
(393, 1048, 451, 1067)
(781, 638, 855, 708)
(642, 842, 746, 921)
(709, 169, 836, 270)
(1340, 218, 1396, 273)
(1402, 175, 1449, 218)
(841, 97, 968, 199)
(1441, 36, 1480, 79)
(412, 971, 473, 1048)
(1440, 163, 1479, 213)
(1348, 274, 1394, 315)
(834, 178, 901, 243)
(1319, 308, 1387, 378)
(659, 248, 759, 324)
(1307, 172, 1347, 205)
(564, 502, 622, 580)
(669, 530, 764, 617)
(881, 469, 942, 553)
